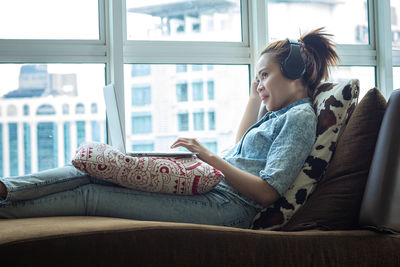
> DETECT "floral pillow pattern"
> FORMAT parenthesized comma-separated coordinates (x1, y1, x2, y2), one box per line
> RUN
(72, 142, 224, 195)
(251, 79, 359, 230)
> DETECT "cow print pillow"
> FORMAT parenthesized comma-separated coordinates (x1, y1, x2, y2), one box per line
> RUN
(251, 79, 359, 230)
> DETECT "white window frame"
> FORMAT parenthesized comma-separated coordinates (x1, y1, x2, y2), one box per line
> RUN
(0, 0, 397, 145)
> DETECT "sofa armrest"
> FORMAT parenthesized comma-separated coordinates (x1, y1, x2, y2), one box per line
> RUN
(359, 89, 400, 233)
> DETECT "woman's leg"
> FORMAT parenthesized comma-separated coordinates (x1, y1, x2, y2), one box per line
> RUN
(0, 165, 92, 202)
(82, 184, 259, 228)
(0, 183, 259, 229)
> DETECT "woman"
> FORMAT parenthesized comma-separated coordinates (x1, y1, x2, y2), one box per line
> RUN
(0, 28, 338, 228)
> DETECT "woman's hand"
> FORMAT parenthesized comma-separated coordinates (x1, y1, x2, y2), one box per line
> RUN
(250, 78, 260, 99)
(170, 138, 213, 162)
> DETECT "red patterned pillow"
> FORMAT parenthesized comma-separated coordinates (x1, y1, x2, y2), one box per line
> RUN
(72, 142, 224, 195)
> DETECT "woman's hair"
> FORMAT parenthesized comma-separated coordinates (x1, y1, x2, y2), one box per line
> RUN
(261, 27, 339, 96)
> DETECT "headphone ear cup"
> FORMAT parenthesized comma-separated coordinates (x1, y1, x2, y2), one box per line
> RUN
(281, 41, 306, 80)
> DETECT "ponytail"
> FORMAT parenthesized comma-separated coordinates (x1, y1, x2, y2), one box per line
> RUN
(299, 27, 339, 95)
(261, 27, 339, 96)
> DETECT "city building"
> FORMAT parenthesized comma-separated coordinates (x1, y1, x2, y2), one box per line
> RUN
(0, 65, 105, 177)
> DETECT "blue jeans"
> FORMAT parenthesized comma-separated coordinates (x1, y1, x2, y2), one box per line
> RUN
(0, 165, 260, 229)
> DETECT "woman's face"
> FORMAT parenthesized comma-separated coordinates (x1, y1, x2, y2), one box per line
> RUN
(255, 53, 305, 111)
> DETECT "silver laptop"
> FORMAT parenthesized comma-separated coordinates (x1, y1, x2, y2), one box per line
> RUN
(103, 84, 198, 157)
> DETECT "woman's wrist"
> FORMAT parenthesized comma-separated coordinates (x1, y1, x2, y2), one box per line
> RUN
(249, 93, 261, 101)
(200, 152, 219, 167)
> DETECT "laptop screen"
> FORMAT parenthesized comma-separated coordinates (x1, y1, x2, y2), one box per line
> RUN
(103, 84, 126, 153)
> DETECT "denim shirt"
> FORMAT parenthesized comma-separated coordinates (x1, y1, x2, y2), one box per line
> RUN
(216, 97, 317, 208)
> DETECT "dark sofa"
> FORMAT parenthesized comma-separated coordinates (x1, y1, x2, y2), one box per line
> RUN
(1, 88, 400, 266)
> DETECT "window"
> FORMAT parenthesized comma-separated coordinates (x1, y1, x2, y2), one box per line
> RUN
(1, 64, 104, 173)
(267, 0, 369, 44)
(91, 121, 101, 142)
(91, 103, 98, 114)
(208, 111, 216, 130)
(75, 103, 85, 114)
(125, 64, 248, 152)
(132, 64, 151, 77)
(8, 123, 18, 176)
(176, 83, 188, 102)
(62, 104, 69, 115)
(126, 0, 242, 41)
(193, 111, 205, 131)
(0, 1, 396, 172)
(23, 123, 31, 174)
(192, 65, 202, 72)
(0, 0, 99, 39)
(23, 105, 29, 116)
(7, 105, 17, 116)
(178, 113, 189, 131)
(329, 67, 375, 100)
(356, 25, 369, 44)
(392, 0, 400, 49)
(132, 86, 151, 106)
(64, 122, 71, 165)
(37, 122, 57, 171)
(132, 114, 152, 134)
(176, 65, 187, 73)
(76, 121, 86, 148)
(207, 81, 215, 100)
(192, 82, 204, 101)
(37, 104, 56, 115)
(392, 0, 400, 95)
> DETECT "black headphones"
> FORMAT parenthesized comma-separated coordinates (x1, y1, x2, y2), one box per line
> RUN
(280, 39, 306, 80)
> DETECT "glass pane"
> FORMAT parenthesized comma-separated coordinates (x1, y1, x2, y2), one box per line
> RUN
(0, 0, 99, 39)
(124, 64, 249, 155)
(394, 67, 400, 89)
(268, 0, 369, 44)
(392, 0, 400, 49)
(329, 66, 375, 100)
(126, 0, 242, 42)
(0, 64, 106, 176)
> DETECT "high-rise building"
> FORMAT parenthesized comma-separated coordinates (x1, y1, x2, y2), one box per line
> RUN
(0, 65, 105, 176)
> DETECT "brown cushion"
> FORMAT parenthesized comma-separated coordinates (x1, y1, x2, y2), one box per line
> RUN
(282, 88, 387, 231)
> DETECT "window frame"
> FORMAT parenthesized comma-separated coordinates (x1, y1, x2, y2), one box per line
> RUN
(0, 0, 396, 149)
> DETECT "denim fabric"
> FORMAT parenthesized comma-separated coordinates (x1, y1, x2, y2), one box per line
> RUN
(0, 165, 259, 229)
(217, 98, 317, 208)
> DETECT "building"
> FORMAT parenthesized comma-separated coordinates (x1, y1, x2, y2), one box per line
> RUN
(0, 65, 105, 177)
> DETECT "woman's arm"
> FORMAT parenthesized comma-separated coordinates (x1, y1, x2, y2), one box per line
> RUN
(170, 138, 280, 207)
(235, 80, 262, 143)
(171, 108, 317, 208)
(205, 153, 280, 207)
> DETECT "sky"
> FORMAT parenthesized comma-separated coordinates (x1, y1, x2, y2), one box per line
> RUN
(0, 0, 98, 39)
